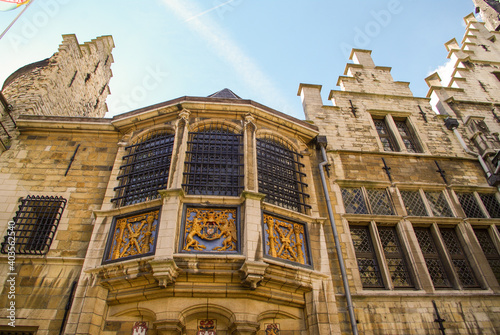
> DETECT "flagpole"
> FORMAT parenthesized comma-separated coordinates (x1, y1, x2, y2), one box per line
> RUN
(0, 0, 34, 41)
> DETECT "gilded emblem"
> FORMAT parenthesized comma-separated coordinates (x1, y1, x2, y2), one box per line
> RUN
(107, 210, 159, 261)
(183, 208, 238, 252)
(265, 323, 280, 335)
(264, 214, 309, 265)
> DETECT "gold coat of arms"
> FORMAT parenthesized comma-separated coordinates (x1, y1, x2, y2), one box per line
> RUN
(182, 208, 238, 252)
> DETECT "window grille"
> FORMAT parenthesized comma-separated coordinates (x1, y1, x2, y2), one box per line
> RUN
(341, 187, 394, 215)
(414, 228, 451, 288)
(479, 193, 500, 218)
(424, 191, 454, 217)
(350, 226, 384, 288)
(366, 189, 394, 215)
(456, 192, 485, 218)
(112, 130, 174, 207)
(373, 118, 396, 152)
(257, 137, 310, 214)
(474, 229, 500, 285)
(400, 190, 428, 216)
(341, 188, 368, 214)
(1, 195, 66, 255)
(378, 227, 413, 288)
(440, 228, 480, 288)
(183, 123, 243, 196)
(394, 120, 421, 153)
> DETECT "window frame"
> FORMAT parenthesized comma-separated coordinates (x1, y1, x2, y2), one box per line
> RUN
(341, 186, 395, 216)
(399, 188, 455, 218)
(371, 114, 423, 154)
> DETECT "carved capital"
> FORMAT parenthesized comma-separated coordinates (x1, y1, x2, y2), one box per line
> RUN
(150, 258, 181, 288)
(228, 321, 260, 335)
(239, 261, 268, 290)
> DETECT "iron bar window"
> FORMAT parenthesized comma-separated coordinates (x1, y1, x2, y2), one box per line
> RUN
(1, 195, 66, 255)
(257, 137, 310, 214)
(183, 123, 243, 196)
(112, 130, 174, 207)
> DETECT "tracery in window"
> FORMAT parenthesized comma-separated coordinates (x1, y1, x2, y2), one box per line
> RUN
(257, 136, 310, 214)
(112, 129, 174, 206)
(183, 123, 243, 196)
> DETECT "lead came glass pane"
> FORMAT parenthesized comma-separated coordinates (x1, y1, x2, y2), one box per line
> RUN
(400, 190, 427, 216)
(374, 119, 395, 152)
(341, 188, 368, 214)
(457, 192, 485, 218)
(425, 191, 453, 217)
(350, 226, 384, 288)
(474, 229, 500, 284)
(479, 193, 500, 218)
(395, 120, 420, 153)
(441, 228, 479, 288)
(414, 228, 451, 288)
(367, 189, 394, 215)
(378, 227, 413, 288)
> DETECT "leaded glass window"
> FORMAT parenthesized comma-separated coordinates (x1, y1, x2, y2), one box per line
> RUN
(479, 193, 500, 218)
(373, 118, 396, 152)
(394, 120, 421, 153)
(400, 190, 428, 216)
(414, 228, 451, 288)
(440, 228, 480, 288)
(456, 192, 485, 218)
(183, 124, 243, 196)
(112, 130, 174, 206)
(350, 226, 384, 288)
(378, 227, 413, 288)
(257, 137, 310, 214)
(1, 195, 66, 255)
(342, 188, 368, 214)
(367, 189, 394, 215)
(341, 187, 394, 215)
(425, 191, 454, 217)
(474, 229, 500, 285)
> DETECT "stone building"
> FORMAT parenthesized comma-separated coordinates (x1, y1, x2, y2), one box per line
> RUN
(0, 7, 500, 335)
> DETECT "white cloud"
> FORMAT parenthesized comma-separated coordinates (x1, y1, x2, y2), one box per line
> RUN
(159, 0, 294, 114)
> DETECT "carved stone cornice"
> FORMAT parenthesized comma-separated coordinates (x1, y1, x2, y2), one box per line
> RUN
(150, 258, 181, 288)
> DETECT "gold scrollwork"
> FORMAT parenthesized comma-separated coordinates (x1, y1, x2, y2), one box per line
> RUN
(183, 208, 237, 252)
(264, 214, 308, 265)
(109, 210, 159, 261)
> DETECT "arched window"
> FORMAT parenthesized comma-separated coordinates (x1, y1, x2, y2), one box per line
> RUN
(112, 130, 175, 206)
(183, 123, 243, 196)
(257, 137, 310, 213)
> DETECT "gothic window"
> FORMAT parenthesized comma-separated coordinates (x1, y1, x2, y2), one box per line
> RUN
(341, 187, 394, 215)
(1, 195, 67, 255)
(394, 119, 421, 153)
(350, 225, 384, 288)
(440, 228, 480, 288)
(183, 123, 243, 196)
(414, 227, 452, 288)
(257, 137, 310, 214)
(373, 118, 397, 152)
(474, 228, 500, 285)
(112, 130, 175, 207)
(103, 208, 160, 263)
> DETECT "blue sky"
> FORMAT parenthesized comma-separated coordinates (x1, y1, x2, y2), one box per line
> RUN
(1, 0, 474, 119)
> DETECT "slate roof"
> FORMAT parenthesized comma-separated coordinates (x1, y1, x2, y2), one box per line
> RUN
(207, 88, 242, 99)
